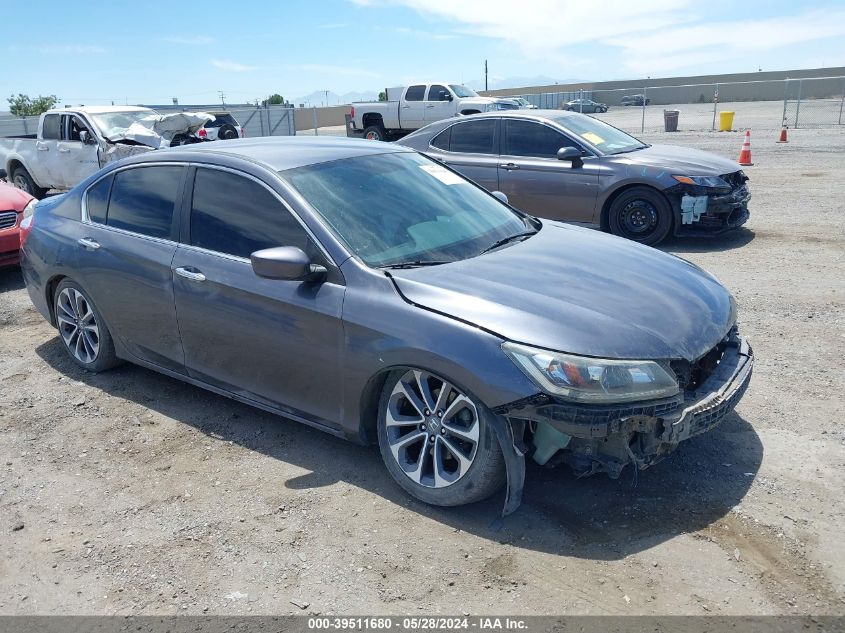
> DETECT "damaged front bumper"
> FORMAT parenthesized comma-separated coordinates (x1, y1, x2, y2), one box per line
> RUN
(494, 332, 753, 479)
(668, 174, 751, 236)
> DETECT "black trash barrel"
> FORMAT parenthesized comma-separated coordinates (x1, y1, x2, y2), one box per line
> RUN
(663, 109, 679, 132)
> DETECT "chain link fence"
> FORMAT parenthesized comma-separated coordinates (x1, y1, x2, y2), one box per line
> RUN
(506, 76, 845, 134)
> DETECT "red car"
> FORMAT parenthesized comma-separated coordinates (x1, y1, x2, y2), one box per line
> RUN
(0, 174, 36, 267)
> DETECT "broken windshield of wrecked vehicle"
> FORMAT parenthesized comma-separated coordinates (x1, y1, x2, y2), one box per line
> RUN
(89, 110, 158, 141)
(555, 114, 649, 155)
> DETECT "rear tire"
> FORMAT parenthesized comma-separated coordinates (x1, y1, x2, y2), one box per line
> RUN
(54, 279, 120, 372)
(608, 186, 673, 246)
(363, 125, 386, 141)
(12, 166, 46, 199)
(377, 368, 505, 507)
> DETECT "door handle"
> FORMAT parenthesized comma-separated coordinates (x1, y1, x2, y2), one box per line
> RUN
(175, 267, 206, 282)
(401, 105, 411, 109)
(426, 105, 435, 108)
(77, 238, 100, 250)
(37, 145, 49, 151)
(59, 147, 71, 153)
(499, 163, 520, 171)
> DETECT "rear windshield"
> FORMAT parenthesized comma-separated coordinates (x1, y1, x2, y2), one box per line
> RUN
(205, 113, 238, 127)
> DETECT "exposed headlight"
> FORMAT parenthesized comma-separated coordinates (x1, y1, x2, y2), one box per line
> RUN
(672, 175, 730, 189)
(502, 342, 679, 404)
(22, 200, 37, 219)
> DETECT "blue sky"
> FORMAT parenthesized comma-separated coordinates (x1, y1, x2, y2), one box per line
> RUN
(4, 0, 845, 106)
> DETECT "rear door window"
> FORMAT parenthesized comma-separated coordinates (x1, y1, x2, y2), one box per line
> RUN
(107, 166, 183, 239)
(430, 126, 451, 151)
(448, 119, 496, 154)
(86, 175, 112, 224)
(189, 168, 318, 261)
(405, 85, 426, 101)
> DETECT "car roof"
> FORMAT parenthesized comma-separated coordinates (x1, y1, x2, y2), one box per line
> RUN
(124, 136, 414, 172)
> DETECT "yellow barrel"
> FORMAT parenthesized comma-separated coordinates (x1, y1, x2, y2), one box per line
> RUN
(719, 111, 735, 132)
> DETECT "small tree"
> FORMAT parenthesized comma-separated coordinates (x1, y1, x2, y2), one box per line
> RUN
(264, 93, 284, 106)
(7, 93, 59, 117)
(378, 91, 387, 102)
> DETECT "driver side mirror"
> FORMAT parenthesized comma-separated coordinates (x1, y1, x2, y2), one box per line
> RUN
(79, 130, 96, 145)
(251, 246, 327, 283)
(557, 146, 583, 168)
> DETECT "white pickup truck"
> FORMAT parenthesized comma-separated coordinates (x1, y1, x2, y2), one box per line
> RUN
(347, 83, 517, 141)
(0, 105, 212, 198)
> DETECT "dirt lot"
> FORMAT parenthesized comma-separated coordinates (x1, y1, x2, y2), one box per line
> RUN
(1, 127, 844, 616)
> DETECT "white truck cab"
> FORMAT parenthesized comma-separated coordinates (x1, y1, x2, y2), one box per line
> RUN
(348, 83, 514, 141)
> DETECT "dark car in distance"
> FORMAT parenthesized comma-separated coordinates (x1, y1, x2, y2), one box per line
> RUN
(561, 98, 608, 113)
(622, 94, 651, 106)
(20, 137, 753, 514)
(397, 110, 751, 245)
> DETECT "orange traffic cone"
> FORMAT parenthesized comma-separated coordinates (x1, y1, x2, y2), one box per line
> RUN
(776, 125, 788, 143)
(738, 130, 753, 166)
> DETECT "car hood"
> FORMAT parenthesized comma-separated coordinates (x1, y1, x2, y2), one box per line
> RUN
(615, 144, 741, 176)
(0, 182, 34, 211)
(388, 223, 735, 361)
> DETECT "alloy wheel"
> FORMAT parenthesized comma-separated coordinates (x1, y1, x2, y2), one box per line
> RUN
(385, 370, 480, 488)
(56, 288, 100, 364)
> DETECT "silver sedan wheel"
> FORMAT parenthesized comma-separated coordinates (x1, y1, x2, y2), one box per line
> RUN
(56, 288, 100, 364)
(385, 370, 480, 488)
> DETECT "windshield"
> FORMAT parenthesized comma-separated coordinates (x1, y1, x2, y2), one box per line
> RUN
(282, 152, 529, 267)
(90, 110, 156, 139)
(553, 114, 647, 154)
(449, 84, 478, 98)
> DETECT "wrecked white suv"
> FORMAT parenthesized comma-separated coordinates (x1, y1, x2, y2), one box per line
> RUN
(0, 106, 213, 198)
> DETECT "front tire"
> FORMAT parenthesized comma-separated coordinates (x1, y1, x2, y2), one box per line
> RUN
(54, 280, 120, 372)
(377, 369, 505, 507)
(12, 166, 47, 199)
(608, 186, 673, 246)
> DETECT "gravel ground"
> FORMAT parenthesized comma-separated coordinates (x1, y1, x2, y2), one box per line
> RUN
(1, 127, 844, 616)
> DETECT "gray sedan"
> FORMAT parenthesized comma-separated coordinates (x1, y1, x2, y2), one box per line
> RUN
(20, 137, 752, 514)
(397, 110, 751, 245)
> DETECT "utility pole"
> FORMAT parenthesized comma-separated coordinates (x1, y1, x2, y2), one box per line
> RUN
(218, 91, 226, 107)
(484, 60, 488, 92)
(325, 90, 329, 107)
